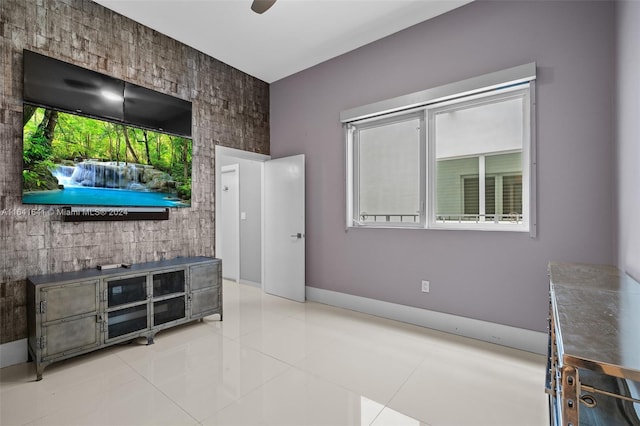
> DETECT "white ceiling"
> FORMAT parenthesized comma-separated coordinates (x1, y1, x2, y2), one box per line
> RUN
(94, 0, 472, 83)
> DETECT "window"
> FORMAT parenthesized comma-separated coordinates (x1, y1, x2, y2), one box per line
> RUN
(430, 89, 529, 228)
(343, 64, 535, 233)
(351, 113, 424, 227)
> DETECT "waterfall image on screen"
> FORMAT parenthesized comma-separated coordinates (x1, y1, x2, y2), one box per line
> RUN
(22, 106, 192, 207)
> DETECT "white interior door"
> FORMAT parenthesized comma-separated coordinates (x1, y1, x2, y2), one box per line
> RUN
(220, 165, 239, 282)
(264, 154, 305, 302)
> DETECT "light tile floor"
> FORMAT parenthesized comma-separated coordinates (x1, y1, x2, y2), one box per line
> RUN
(0, 280, 549, 426)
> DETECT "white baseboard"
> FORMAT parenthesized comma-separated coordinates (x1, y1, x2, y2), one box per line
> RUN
(305, 287, 547, 355)
(0, 338, 28, 368)
(240, 279, 261, 289)
(0, 290, 544, 370)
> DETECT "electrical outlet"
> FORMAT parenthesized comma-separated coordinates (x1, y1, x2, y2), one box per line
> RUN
(421, 280, 430, 293)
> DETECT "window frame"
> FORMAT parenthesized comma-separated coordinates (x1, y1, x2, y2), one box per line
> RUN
(427, 85, 531, 232)
(348, 110, 426, 229)
(343, 63, 537, 236)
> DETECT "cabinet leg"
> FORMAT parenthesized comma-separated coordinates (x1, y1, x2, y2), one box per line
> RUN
(36, 364, 44, 381)
(147, 335, 154, 345)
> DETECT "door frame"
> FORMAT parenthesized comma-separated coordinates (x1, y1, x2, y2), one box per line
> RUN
(215, 146, 270, 287)
(220, 164, 240, 282)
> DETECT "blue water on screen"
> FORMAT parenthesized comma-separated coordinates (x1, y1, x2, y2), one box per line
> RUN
(23, 187, 188, 207)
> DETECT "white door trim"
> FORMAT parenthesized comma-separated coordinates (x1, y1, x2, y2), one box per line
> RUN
(215, 146, 270, 287)
(261, 161, 265, 291)
(220, 164, 240, 282)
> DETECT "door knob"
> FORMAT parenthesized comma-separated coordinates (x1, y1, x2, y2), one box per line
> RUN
(290, 233, 303, 239)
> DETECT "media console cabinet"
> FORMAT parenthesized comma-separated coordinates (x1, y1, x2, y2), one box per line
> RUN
(547, 262, 640, 425)
(27, 256, 222, 380)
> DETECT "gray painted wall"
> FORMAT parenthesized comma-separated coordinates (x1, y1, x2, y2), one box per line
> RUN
(270, 0, 615, 332)
(219, 155, 263, 284)
(616, 1, 640, 280)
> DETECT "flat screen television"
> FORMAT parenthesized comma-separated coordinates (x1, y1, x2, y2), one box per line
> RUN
(22, 50, 192, 208)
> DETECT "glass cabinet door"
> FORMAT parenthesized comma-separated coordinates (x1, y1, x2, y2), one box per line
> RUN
(153, 296, 186, 326)
(107, 304, 148, 339)
(106, 275, 147, 308)
(153, 270, 185, 297)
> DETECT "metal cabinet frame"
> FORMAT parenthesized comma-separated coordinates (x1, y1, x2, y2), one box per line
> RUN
(546, 262, 640, 426)
(27, 257, 222, 380)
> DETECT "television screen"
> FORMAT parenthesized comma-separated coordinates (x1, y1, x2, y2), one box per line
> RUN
(124, 82, 192, 137)
(23, 50, 125, 123)
(22, 106, 192, 208)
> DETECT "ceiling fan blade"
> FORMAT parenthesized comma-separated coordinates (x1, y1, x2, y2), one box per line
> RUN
(251, 0, 276, 14)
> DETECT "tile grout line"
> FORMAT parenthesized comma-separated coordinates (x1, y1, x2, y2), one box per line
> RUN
(368, 354, 434, 426)
(113, 348, 202, 426)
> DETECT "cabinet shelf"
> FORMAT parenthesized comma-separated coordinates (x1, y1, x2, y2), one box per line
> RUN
(28, 257, 222, 380)
(105, 300, 148, 312)
(151, 292, 186, 302)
